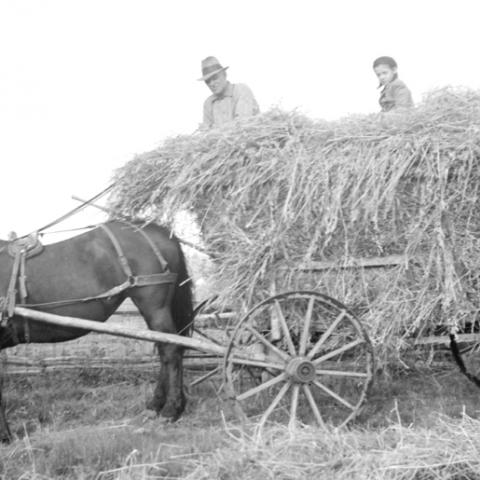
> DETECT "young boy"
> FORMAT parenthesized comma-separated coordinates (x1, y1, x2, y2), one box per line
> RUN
(373, 56, 413, 112)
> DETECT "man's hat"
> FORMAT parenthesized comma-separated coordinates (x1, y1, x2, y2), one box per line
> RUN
(198, 56, 229, 81)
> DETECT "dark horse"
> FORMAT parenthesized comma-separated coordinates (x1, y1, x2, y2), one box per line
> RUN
(0, 220, 193, 442)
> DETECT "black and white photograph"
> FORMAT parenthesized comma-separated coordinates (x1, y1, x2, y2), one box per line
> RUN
(1, 1, 480, 478)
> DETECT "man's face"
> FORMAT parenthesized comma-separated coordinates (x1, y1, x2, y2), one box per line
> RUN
(374, 64, 397, 86)
(205, 71, 228, 96)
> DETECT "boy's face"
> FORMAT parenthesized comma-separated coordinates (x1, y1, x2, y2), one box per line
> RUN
(205, 71, 228, 96)
(374, 64, 397, 85)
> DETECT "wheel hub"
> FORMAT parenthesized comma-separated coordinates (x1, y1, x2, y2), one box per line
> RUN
(286, 357, 316, 383)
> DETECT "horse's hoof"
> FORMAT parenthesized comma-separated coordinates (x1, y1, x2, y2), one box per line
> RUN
(141, 409, 158, 421)
(160, 406, 183, 422)
(146, 397, 166, 413)
(156, 415, 174, 425)
(145, 400, 156, 411)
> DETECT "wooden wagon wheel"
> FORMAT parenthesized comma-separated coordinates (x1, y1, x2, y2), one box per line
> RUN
(223, 291, 374, 430)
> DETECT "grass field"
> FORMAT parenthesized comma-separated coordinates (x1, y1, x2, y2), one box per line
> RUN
(2, 300, 480, 479)
(2, 348, 480, 479)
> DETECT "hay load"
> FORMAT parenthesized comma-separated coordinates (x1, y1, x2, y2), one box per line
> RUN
(111, 88, 480, 363)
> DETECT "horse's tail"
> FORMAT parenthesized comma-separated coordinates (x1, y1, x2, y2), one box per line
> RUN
(172, 237, 194, 337)
(449, 333, 480, 388)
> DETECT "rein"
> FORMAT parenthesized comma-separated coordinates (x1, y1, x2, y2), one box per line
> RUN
(32, 183, 115, 236)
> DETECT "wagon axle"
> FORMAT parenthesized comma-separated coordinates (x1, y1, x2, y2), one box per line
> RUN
(286, 357, 316, 383)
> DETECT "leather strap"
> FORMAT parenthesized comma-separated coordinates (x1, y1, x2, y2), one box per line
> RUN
(1, 248, 31, 340)
(99, 224, 134, 279)
(5, 250, 22, 318)
(17, 272, 178, 309)
(98, 222, 178, 291)
(134, 272, 178, 287)
(19, 253, 28, 301)
(18, 252, 30, 342)
(134, 226, 170, 272)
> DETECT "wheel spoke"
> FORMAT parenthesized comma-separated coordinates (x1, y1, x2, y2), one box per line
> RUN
(243, 324, 290, 360)
(313, 380, 355, 410)
(315, 369, 369, 378)
(193, 327, 223, 346)
(230, 357, 284, 371)
(274, 300, 296, 356)
(299, 296, 315, 356)
(189, 366, 221, 387)
(313, 338, 364, 365)
(302, 385, 325, 428)
(236, 372, 287, 401)
(289, 384, 300, 430)
(307, 311, 346, 359)
(257, 381, 291, 430)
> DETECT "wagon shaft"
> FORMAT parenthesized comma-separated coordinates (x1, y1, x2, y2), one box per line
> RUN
(14, 307, 226, 357)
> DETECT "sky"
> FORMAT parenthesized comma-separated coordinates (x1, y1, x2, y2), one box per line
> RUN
(1, 0, 480, 240)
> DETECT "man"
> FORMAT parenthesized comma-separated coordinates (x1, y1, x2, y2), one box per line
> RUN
(199, 56, 259, 129)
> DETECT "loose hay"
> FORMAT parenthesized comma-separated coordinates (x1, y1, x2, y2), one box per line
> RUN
(183, 415, 480, 480)
(111, 87, 480, 366)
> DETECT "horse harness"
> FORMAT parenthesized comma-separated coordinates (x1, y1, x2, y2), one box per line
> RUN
(0, 235, 44, 320)
(0, 223, 178, 342)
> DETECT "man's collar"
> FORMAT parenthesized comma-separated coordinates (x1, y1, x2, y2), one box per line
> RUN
(213, 82, 234, 100)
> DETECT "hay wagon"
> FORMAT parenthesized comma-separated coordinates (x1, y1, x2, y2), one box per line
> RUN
(97, 91, 480, 430)
(13, 89, 479, 431)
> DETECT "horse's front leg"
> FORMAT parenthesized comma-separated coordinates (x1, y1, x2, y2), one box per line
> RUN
(144, 306, 186, 421)
(146, 348, 168, 413)
(0, 385, 12, 443)
(155, 343, 186, 420)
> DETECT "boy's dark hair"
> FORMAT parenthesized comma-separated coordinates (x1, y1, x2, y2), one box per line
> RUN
(373, 56, 398, 69)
